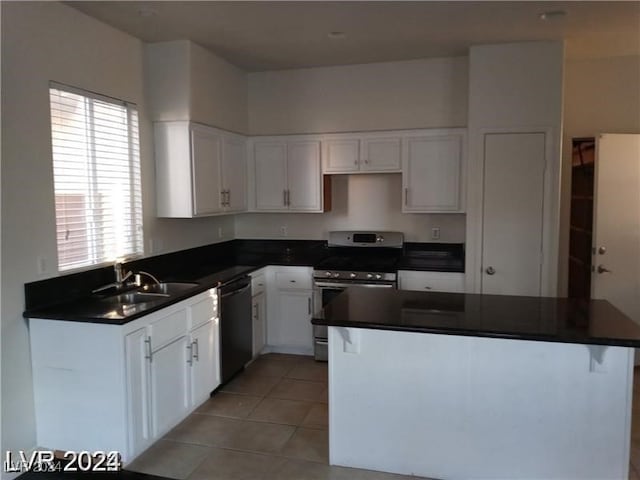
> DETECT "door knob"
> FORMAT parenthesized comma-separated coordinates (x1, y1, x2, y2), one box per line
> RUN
(597, 265, 612, 274)
(485, 266, 496, 275)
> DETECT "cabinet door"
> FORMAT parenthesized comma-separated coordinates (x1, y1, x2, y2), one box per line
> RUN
(125, 327, 152, 458)
(252, 291, 266, 358)
(150, 336, 190, 438)
(189, 321, 218, 408)
(274, 290, 313, 349)
(398, 271, 465, 293)
(362, 137, 401, 172)
(191, 125, 223, 216)
(222, 135, 247, 212)
(254, 141, 288, 210)
(287, 141, 322, 211)
(403, 134, 463, 212)
(324, 138, 360, 173)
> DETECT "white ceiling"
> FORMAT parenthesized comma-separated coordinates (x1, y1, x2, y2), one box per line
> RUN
(69, 1, 640, 72)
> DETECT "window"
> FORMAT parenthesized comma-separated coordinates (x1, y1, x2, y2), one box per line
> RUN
(49, 83, 143, 271)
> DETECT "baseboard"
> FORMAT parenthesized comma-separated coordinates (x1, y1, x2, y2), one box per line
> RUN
(262, 345, 313, 356)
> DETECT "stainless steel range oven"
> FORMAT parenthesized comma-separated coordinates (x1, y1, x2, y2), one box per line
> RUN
(312, 231, 403, 361)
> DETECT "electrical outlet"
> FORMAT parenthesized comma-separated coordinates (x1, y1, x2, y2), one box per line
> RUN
(280, 225, 288, 237)
(431, 227, 441, 240)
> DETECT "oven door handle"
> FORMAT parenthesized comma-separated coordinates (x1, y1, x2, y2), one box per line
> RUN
(314, 282, 395, 289)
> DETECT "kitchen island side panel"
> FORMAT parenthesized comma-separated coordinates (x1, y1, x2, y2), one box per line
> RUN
(328, 327, 633, 480)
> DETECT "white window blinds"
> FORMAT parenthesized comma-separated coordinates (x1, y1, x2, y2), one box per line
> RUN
(49, 83, 143, 272)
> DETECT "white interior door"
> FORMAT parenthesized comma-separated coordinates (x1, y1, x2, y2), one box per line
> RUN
(482, 133, 546, 296)
(592, 134, 640, 324)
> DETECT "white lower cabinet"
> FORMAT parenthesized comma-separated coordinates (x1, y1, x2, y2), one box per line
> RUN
(149, 335, 190, 438)
(265, 266, 314, 355)
(398, 270, 466, 293)
(189, 320, 218, 406)
(251, 269, 267, 358)
(29, 288, 220, 465)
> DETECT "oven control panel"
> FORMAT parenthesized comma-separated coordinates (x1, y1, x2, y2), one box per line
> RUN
(315, 270, 396, 282)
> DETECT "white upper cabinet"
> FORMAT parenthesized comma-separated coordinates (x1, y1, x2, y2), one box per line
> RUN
(191, 124, 223, 216)
(254, 141, 288, 211)
(362, 136, 402, 172)
(155, 121, 247, 218)
(402, 130, 465, 213)
(323, 134, 401, 173)
(287, 141, 322, 211)
(222, 133, 248, 212)
(253, 137, 323, 212)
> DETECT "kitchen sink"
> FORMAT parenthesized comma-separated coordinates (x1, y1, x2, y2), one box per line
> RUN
(95, 282, 200, 315)
(137, 282, 199, 296)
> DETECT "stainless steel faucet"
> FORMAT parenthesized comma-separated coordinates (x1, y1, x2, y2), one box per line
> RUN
(91, 260, 135, 294)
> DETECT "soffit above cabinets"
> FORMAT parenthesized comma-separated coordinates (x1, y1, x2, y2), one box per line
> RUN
(69, 1, 640, 71)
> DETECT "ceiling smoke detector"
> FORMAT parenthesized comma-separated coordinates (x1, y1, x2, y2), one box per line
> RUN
(539, 10, 567, 21)
(327, 31, 347, 40)
(137, 7, 158, 18)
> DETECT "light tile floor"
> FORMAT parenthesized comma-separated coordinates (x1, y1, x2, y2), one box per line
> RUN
(128, 355, 640, 480)
(128, 353, 422, 479)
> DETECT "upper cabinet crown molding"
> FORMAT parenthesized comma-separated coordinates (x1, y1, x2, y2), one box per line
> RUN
(155, 121, 247, 218)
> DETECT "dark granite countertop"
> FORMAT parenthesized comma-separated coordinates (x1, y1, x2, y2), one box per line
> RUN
(23, 239, 466, 325)
(24, 265, 257, 325)
(312, 286, 640, 348)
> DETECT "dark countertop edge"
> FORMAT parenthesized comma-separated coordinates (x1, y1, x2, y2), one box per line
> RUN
(24, 266, 260, 325)
(311, 318, 640, 349)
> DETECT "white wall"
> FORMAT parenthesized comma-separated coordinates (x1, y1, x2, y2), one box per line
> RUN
(558, 55, 640, 295)
(243, 57, 469, 241)
(190, 42, 248, 134)
(465, 42, 564, 295)
(0, 3, 233, 468)
(144, 40, 248, 134)
(248, 57, 468, 135)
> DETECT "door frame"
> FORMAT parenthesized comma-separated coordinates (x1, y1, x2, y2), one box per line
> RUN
(465, 125, 561, 296)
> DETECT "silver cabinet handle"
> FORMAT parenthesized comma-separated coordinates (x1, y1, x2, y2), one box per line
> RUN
(186, 342, 193, 365)
(221, 190, 226, 206)
(227, 190, 231, 207)
(308, 297, 312, 315)
(485, 266, 496, 275)
(192, 339, 199, 361)
(286, 189, 291, 206)
(404, 188, 408, 206)
(283, 189, 287, 206)
(597, 265, 612, 274)
(144, 337, 153, 363)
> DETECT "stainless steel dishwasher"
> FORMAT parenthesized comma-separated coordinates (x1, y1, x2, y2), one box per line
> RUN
(219, 275, 253, 384)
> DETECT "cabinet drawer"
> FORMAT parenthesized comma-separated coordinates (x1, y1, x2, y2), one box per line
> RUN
(149, 309, 188, 350)
(398, 271, 465, 293)
(251, 274, 266, 296)
(189, 291, 218, 330)
(275, 269, 312, 290)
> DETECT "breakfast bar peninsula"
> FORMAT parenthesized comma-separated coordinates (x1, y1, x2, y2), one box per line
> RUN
(312, 287, 640, 480)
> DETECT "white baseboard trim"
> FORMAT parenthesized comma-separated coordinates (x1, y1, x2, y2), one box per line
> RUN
(262, 345, 313, 356)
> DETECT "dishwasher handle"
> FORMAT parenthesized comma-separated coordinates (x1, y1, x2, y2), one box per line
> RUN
(220, 283, 251, 299)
